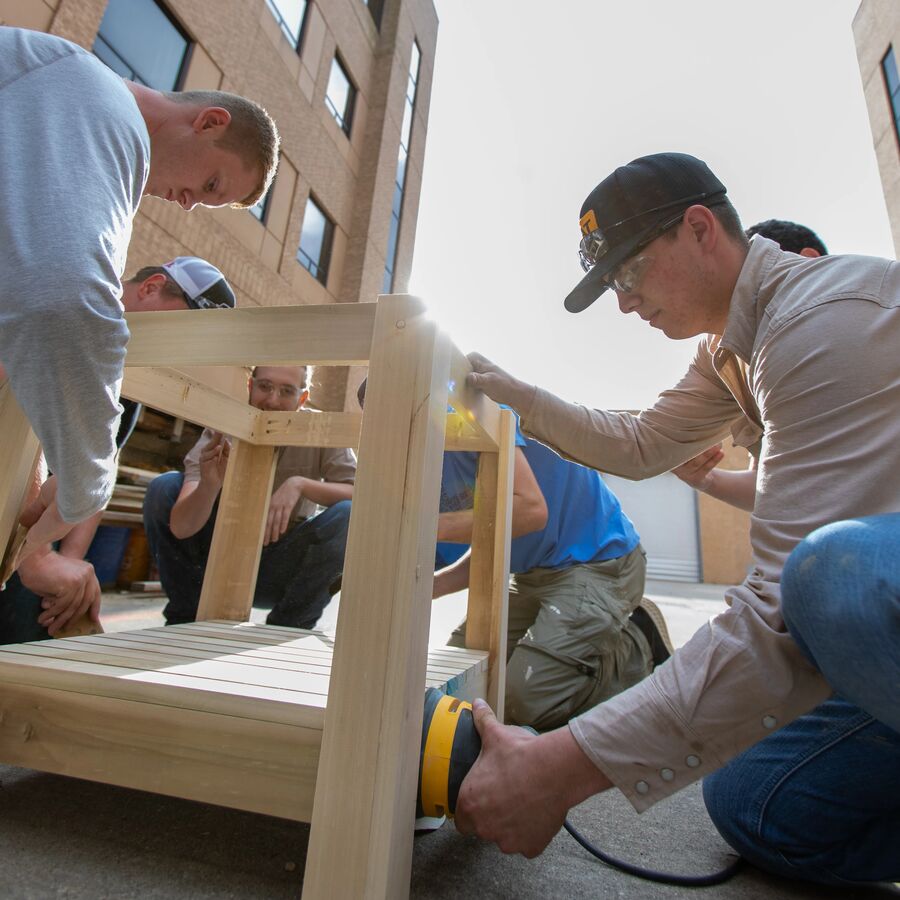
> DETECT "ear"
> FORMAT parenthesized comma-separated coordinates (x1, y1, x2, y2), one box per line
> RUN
(296, 389, 310, 410)
(192, 106, 232, 135)
(138, 272, 168, 299)
(682, 204, 717, 250)
(799, 247, 821, 258)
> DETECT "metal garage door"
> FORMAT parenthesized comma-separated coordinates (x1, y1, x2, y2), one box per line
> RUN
(602, 472, 701, 583)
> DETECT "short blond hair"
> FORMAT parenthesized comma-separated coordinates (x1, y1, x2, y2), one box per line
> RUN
(168, 90, 280, 208)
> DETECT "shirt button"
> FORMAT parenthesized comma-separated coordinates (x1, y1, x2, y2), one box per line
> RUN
(685, 755, 701, 768)
(660, 768, 675, 782)
(762, 715, 777, 729)
(635, 781, 650, 795)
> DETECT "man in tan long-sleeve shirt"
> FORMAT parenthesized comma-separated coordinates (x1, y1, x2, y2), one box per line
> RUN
(455, 152, 900, 887)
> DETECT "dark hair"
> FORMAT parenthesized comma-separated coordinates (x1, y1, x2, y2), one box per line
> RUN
(356, 377, 367, 409)
(128, 266, 187, 301)
(661, 199, 749, 249)
(746, 219, 828, 256)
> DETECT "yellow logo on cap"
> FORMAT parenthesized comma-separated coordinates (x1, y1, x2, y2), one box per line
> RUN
(580, 209, 598, 236)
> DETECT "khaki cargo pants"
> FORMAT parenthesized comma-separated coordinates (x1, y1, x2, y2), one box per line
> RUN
(448, 545, 652, 731)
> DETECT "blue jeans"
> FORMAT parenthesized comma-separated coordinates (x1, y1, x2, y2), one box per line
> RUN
(0, 573, 50, 643)
(143, 472, 351, 629)
(704, 515, 900, 885)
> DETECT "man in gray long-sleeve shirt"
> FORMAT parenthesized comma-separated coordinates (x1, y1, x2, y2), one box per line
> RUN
(455, 152, 899, 887)
(0, 26, 280, 561)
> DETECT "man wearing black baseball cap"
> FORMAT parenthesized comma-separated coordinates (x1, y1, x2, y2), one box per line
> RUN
(2, 257, 235, 644)
(457, 152, 900, 887)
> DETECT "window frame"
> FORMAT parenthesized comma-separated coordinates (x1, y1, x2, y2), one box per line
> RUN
(264, 0, 310, 53)
(93, 0, 191, 90)
(881, 45, 900, 152)
(297, 195, 336, 288)
(325, 54, 357, 137)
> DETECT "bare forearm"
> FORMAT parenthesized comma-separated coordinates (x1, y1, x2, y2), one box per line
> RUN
(170, 481, 220, 539)
(700, 469, 756, 511)
(433, 554, 471, 598)
(59, 511, 103, 559)
(296, 478, 353, 508)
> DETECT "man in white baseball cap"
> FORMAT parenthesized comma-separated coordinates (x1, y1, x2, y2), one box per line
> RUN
(1, 257, 235, 643)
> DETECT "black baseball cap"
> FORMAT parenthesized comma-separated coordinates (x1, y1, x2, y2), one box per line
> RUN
(162, 256, 236, 310)
(565, 152, 727, 313)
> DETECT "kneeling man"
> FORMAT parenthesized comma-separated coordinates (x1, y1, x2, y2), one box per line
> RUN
(144, 366, 355, 629)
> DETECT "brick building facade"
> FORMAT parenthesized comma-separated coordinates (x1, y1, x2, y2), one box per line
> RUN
(1, 0, 438, 412)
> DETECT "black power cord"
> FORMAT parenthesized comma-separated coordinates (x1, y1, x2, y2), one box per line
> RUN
(563, 818, 744, 887)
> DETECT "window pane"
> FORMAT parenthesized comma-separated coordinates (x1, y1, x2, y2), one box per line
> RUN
(297, 197, 334, 285)
(326, 57, 355, 134)
(364, 0, 385, 30)
(400, 98, 413, 149)
(94, 0, 188, 90)
(409, 43, 421, 87)
(249, 189, 270, 223)
(883, 47, 899, 96)
(385, 213, 400, 268)
(265, 0, 308, 48)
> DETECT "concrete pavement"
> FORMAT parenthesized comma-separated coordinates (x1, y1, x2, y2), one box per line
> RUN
(0, 582, 895, 899)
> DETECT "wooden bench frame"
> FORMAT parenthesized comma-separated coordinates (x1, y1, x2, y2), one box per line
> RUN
(0, 295, 515, 899)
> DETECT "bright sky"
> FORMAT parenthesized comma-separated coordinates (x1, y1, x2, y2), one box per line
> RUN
(408, 0, 895, 410)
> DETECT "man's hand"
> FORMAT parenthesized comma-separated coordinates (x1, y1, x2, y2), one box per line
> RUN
(18, 476, 75, 564)
(198, 431, 230, 491)
(454, 700, 611, 857)
(466, 353, 537, 413)
(17, 549, 102, 636)
(264, 476, 305, 546)
(671, 443, 724, 491)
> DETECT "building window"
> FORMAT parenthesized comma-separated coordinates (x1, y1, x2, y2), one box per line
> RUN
(882, 46, 900, 148)
(249, 186, 271, 224)
(325, 56, 356, 136)
(297, 196, 335, 286)
(264, 0, 309, 51)
(383, 41, 420, 294)
(363, 0, 385, 30)
(94, 0, 189, 90)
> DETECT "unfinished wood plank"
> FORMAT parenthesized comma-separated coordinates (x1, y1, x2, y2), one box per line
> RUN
(0, 381, 41, 579)
(124, 304, 378, 367)
(0, 682, 321, 821)
(465, 409, 515, 718)
(196, 440, 276, 622)
(0, 651, 330, 724)
(446, 345, 502, 450)
(253, 409, 362, 448)
(122, 367, 256, 440)
(303, 296, 450, 900)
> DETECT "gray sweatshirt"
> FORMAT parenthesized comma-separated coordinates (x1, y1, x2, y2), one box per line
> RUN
(0, 27, 149, 522)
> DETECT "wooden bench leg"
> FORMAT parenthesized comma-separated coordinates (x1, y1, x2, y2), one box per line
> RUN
(0, 382, 41, 583)
(465, 408, 515, 719)
(196, 440, 276, 622)
(302, 296, 449, 899)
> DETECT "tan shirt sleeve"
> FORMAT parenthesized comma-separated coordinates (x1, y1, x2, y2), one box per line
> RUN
(570, 295, 900, 811)
(318, 446, 357, 485)
(520, 339, 743, 479)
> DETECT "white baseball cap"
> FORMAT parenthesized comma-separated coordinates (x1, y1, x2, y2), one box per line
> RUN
(162, 256, 236, 310)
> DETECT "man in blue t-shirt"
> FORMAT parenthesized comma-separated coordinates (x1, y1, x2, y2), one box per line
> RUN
(358, 381, 672, 731)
